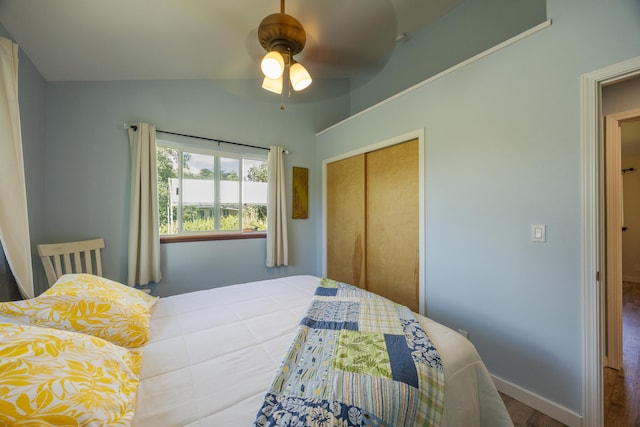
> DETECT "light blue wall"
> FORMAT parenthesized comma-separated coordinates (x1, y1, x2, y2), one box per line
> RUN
(0, 24, 48, 295)
(316, 0, 640, 415)
(350, 0, 547, 115)
(44, 79, 350, 296)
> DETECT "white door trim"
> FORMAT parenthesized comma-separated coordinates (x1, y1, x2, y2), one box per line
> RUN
(581, 56, 640, 427)
(321, 129, 426, 315)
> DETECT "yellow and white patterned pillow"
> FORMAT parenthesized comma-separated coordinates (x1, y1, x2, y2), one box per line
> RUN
(0, 322, 142, 426)
(0, 274, 158, 348)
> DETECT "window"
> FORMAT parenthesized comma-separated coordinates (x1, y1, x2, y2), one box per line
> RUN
(157, 141, 268, 238)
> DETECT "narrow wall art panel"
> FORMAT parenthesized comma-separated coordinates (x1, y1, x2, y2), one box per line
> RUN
(292, 166, 308, 219)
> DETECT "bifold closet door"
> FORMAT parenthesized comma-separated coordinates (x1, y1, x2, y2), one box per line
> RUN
(326, 154, 366, 287)
(366, 139, 419, 312)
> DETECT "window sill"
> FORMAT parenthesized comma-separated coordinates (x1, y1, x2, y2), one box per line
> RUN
(160, 232, 266, 244)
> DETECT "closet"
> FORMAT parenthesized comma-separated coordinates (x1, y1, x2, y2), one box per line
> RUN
(326, 138, 419, 311)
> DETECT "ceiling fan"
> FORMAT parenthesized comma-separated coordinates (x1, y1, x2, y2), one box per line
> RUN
(257, 0, 312, 97)
(251, 0, 438, 107)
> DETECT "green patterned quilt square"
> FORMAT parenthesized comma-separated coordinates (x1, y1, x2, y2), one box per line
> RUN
(332, 329, 392, 379)
(320, 277, 339, 288)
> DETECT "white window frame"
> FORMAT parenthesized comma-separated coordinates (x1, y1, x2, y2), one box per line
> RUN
(156, 138, 268, 239)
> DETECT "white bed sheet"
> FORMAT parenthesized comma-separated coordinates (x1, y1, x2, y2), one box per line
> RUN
(131, 275, 512, 427)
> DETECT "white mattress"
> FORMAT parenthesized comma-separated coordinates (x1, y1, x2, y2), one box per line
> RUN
(131, 275, 513, 426)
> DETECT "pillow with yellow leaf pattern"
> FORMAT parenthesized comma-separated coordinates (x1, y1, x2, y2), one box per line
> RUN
(0, 322, 141, 426)
(0, 273, 158, 348)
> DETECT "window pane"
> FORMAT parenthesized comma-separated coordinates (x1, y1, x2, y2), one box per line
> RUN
(243, 159, 268, 232)
(157, 147, 179, 235)
(157, 143, 268, 237)
(181, 152, 215, 232)
(220, 157, 240, 231)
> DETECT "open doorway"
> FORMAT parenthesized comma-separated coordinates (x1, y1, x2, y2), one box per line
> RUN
(601, 76, 640, 424)
(581, 56, 640, 427)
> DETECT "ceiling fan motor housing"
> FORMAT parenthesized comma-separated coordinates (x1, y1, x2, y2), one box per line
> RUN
(258, 13, 306, 56)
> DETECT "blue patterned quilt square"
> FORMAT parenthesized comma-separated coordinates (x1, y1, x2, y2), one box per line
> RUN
(301, 300, 360, 330)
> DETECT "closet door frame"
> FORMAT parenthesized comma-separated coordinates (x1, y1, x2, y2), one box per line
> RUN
(322, 128, 426, 315)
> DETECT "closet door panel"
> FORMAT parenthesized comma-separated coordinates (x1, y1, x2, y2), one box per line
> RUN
(326, 154, 366, 287)
(366, 139, 419, 311)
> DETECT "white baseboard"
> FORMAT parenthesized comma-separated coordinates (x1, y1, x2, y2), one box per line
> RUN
(622, 275, 640, 283)
(492, 375, 582, 427)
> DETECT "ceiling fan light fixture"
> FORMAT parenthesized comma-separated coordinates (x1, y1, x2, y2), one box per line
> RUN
(261, 51, 285, 79)
(290, 62, 312, 91)
(262, 75, 283, 94)
(257, 0, 311, 99)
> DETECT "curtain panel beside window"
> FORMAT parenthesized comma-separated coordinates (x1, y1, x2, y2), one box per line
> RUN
(0, 36, 34, 298)
(128, 123, 162, 286)
(266, 145, 288, 267)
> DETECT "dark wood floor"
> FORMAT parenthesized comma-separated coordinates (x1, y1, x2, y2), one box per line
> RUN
(500, 392, 567, 427)
(603, 281, 640, 426)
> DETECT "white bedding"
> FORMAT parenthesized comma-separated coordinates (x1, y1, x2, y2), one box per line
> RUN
(132, 275, 512, 426)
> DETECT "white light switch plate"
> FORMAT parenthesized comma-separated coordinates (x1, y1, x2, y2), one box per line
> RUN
(531, 224, 546, 242)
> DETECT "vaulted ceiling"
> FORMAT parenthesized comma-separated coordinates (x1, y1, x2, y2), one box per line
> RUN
(0, 0, 463, 82)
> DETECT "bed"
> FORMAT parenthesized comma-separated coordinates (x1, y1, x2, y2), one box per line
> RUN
(0, 274, 513, 426)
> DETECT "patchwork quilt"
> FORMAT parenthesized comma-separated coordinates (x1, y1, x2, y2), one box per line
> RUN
(253, 278, 444, 427)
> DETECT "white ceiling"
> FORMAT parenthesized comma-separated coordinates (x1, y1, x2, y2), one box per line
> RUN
(0, 0, 463, 82)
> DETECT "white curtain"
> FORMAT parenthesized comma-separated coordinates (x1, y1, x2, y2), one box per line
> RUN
(0, 37, 34, 298)
(266, 146, 288, 267)
(127, 123, 162, 286)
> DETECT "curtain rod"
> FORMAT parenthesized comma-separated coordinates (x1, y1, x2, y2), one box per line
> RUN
(127, 124, 287, 153)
